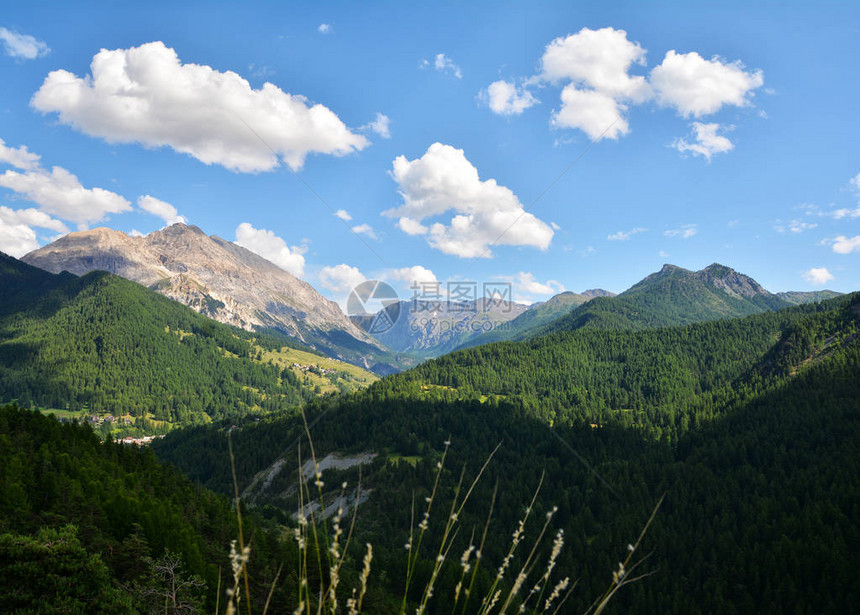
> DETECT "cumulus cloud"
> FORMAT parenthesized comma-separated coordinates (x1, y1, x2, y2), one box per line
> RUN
(421, 53, 462, 79)
(552, 86, 629, 140)
(664, 224, 698, 239)
(0, 220, 38, 256)
(234, 222, 305, 277)
(138, 195, 186, 225)
(387, 265, 439, 290)
(318, 263, 366, 293)
(386, 143, 554, 258)
(334, 209, 352, 221)
(673, 122, 734, 161)
(397, 217, 428, 236)
(607, 227, 647, 241)
(0, 138, 41, 170)
(31, 41, 369, 173)
(540, 27, 650, 101)
(0, 206, 69, 257)
(540, 27, 649, 140)
(802, 267, 834, 286)
(650, 50, 764, 117)
(0, 206, 69, 233)
(351, 223, 378, 240)
(484, 80, 538, 116)
(0, 165, 131, 227)
(0, 27, 49, 60)
(851, 172, 860, 192)
(514, 272, 565, 296)
(318, 23, 332, 34)
(482, 28, 763, 152)
(831, 235, 860, 254)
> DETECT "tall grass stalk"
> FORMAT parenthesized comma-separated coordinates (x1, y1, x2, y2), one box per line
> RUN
(222, 415, 662, 614)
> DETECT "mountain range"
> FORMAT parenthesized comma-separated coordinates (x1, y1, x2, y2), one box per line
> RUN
(19, 225, 843, 370)
(22, 224, 403, 374)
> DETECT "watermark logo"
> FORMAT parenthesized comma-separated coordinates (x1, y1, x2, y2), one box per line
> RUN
(347, 280, 401, 334)
(348, 279, 517, 338)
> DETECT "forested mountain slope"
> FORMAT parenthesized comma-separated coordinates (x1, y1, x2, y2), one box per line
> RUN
(455, 290, 596, 349)
(538, 263, 792, 336)
(0, 252, 376, 432)
(155, 292, 860, 613)
(0, 405, 303, 612)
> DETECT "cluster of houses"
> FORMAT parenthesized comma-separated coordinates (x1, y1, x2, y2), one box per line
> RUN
(120, 434, 164, 446)
(291, 362, 338, 376)
(85, 414, 133, 426)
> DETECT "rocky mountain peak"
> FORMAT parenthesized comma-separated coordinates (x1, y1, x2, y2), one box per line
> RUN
(22, 225, 395, 371)
(696, 263, 768, 298)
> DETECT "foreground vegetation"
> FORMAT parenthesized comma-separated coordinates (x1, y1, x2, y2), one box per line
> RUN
(154, 293, 860, 613)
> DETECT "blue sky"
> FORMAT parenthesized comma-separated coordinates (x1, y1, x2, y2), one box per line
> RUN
(1, 1, 858, 305)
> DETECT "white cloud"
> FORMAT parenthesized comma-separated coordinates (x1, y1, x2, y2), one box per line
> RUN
(0, 27, 50, 60)
(664, 224, 698, 239)
(514, 272, 564, 296)
(0, 206, 69, 233)
(318, 23, 332, 34)
(351, 223, 378, 240)
(0, 219, 38, 257)
(0, 165, 131, 228)
(397, 217, 428, 235)
(129, 229, 146, 238)
(138, 195, 186, 225)
(318, 263, 366, 293)
(802, 267, 834, 286)
(540, 27, 650, 101)
(484, 80, 538, 116)
(774, 219, 817, 234)
(334, 209, 352, 221)
(31, 41, 369, 173)
(360, 112, 391, 139)
(551, 86, 629, 140)
(831, 235, 860, 254)
(422, 53, 462, 79)
(829, 206, 860, 220)
(658, 250, 670, 258)
(607, 227, 647, 241)
(387, 265, 439, 289)
(540, 27, 649, 140)
(485, 29, 763, 153)
(0, 206, 70, 257)
(234, 222, 306, 277)
(0, 138, 41, 170)
(650, 50, 764, 117)
(850, 172, 860, 192)
(386, 143, 554, 258)
(673, 122, 734, 161)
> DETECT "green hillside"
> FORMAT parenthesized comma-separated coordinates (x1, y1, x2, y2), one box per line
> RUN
(0, 253, 376, 433)
(457, 291, 592, 349)
(0, 404, 304, 612)
(154, 293, 860, 613)
(539, 263, 790, 336)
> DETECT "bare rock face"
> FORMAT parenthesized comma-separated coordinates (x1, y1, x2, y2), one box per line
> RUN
(695, 263, 769, 299)
(364, 297, 529, 357)
(23, 224, 393, 370)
